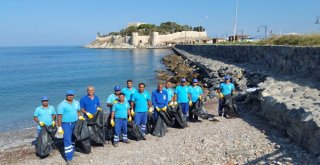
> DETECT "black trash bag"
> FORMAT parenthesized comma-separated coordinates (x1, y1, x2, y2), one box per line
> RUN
(87, 110, 105, 145)
(159, 110, 174, 127)
(104, 113, 114, 142)
(74, 120, 91, 154)
(223, 94, 240, 117)
(36, 125, 57, 157)
(172, 105, 187, 128)
(75, 138, 91, 154)
(73, 120, 90, 141)
(146, 112, 153, 134)
(127, 120, 145, 141)
(152, 115, 167, 137)
(193, 100, 209, 119)
(166, 106, 176, 119)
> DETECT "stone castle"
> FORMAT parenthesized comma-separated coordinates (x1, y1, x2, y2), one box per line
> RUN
(88, 31, 207, 48)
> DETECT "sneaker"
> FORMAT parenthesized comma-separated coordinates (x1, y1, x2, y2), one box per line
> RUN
(123, 140, 130, 144)
(218, 114, 222, 117)
(195, 120, 202, 122)
(73, 152, 80, 157)
(113, 142, 119, 147)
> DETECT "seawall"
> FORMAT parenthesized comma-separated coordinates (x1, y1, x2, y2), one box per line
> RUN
(175, 45, 320, 82)
(173, 45, 320, 156)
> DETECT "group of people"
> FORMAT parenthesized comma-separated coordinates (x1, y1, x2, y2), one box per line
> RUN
(33, 75, 236, 164)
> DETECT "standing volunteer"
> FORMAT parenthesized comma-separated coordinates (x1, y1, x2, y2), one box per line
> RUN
(57, 90, 85, 163)
(151, 82, 168, 122)
(106, 86, 123, 112)
(121, 80, 138, 102)
(110, 93, 132, 147)
(174, 78, 191, 120)
(131, 83, 152, 137)
(163, 81, 174, 106)
(80, 86, 102, 120)
(188, 79, 203, 122)
(33, 96, 56, 135)
(217, 75, 236, 117)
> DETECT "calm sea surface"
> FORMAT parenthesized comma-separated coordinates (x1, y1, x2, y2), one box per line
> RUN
(0, 46, 172, 132)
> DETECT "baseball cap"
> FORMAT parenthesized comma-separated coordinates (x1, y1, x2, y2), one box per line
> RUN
(114, 86, 121, 91)
(181, 78, 187, 83)
(224, 75, 231, 80)
(192, 79, 198, 83)
(66, 90, 75, 96)
(41, 96, 49, 101)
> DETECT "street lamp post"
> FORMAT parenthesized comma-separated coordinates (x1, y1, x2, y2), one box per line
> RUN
(198, 16, 209, 44)
(315, 16, 320, 31)
(315, 16, 320, 24)
(233, 0, 239, 42)
(257, 25, 268, 39)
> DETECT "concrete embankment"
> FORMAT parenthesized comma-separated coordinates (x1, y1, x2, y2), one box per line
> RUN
(173, 45, 320, 156)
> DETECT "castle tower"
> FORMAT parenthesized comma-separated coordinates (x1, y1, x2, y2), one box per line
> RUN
(151, 32, 159, 46)
(131, 32, 139, 46)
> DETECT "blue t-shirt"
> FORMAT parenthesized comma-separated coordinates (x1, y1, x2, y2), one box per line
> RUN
(188, 86, 203, 102)
(175, 85, 189, 103)
(80, 95, 100, 114)
(106, 94, 127, 111)
(34, 105, 56, 129)
(163, 87, 174, 102)
(57, 100, 80, 123)
(112, 102, 130, 119)
(121, 87, 138, 102)
(131, 91, 151, 112)
(220, 83, 235, 96)
(151, 90, 168, 108)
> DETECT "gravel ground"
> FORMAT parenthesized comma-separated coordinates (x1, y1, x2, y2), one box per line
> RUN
(1, 98, 318, 165)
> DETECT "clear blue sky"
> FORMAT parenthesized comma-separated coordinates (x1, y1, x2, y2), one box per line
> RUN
(0, 0, 319, 46)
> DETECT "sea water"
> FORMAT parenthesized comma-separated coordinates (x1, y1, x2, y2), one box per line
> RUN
(0, 46, 172, 132)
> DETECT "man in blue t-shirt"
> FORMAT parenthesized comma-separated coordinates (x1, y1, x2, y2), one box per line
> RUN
(121, 80, 138, 102)
(80, 86, 102, 120)
(131, 83, 152, 137)
(106, 86, 122, 113)
(163, 81, 174, 106)
(188, 79, 203, 122)
(217, 75, 236, 117)
(151, 82, 168, 122)
(174, 78, 191, 119)
(33, 96, 56, 135)
(110, 93, 132, 147)
(57, 90, 84, 163)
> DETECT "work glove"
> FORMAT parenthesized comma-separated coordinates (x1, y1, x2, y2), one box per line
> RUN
(97, 107, 102, 111)
(173, 102, 178, 106)
(169, 101, 173, 106)
(128, 116, 132, 122)
(155, 106, 161, 112)
(189, 100, 193, 106)
(131, 109, 135, 117)
(52, 121, 55, 127)
(112, 100, 118, 104)
(162, 106, 167, 111)
(198, 96, 202, 100)
(148, 107, 153, 113)
(110, 119, 115, 127)
(219, 93, 224, 99)
(58, 127, 64, 134)
(79, 116, 85, 121)
(39, 121, 45, 127)
(86, 112, 94, 119)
